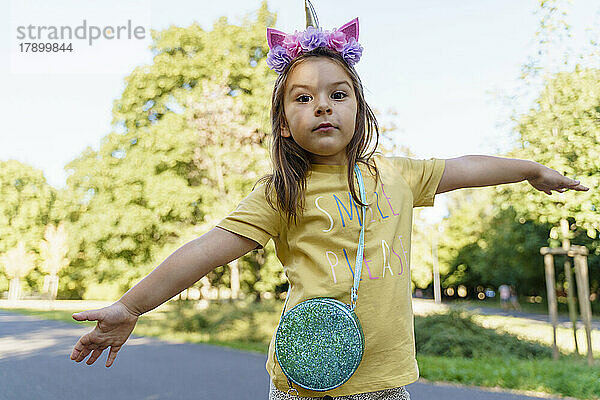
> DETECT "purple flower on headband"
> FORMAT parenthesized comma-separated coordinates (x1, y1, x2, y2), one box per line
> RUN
(300, 26, 328, 52)
(342, 37, 363, 67)
(266, 45, 292, 74)
(327, 29, 347, 53)
(282, 31, 303, 58)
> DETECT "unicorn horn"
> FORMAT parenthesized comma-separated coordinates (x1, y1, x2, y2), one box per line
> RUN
(305, 0, 319, 28)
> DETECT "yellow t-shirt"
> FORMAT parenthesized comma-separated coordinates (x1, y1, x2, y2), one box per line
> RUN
(216, 155, 446, 397)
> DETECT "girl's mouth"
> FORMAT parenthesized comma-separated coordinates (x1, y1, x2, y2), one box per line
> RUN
(313, 122, 337, 132)
(315, 126, 336, 132)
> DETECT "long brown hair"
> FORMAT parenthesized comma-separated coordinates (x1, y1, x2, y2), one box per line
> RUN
(256, 46, 382, 226)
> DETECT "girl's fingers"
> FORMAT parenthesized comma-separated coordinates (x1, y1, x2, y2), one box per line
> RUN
(76, 340, 94, 362)
(71, 340, 87, 361)
(70, 343, 81, 359)
(72, 310, 99, 321)
(106, 345, 121, 368)
(565, 179, 589, 191)
(76, 347, 93, 362)
(72, 332, 98, 362)
(86, 348, 104, 365)
(560, 184, 589, 191)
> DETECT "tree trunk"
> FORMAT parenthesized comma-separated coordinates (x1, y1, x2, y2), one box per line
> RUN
(200, 276, 213, 299)
(8, 277, 22, 300)
(43, 275, 60, 300)
(230, 259, 240, 300)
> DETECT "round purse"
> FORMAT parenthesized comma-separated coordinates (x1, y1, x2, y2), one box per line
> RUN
(275, 163, 368, 394)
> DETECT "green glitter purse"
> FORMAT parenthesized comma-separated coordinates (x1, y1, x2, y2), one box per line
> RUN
(275, 164, 367, 394)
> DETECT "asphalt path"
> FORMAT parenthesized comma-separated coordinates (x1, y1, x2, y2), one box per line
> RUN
(0, 310, 568, 400)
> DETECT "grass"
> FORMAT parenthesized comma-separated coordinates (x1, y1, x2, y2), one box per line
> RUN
(3, 299, 600, 399)
(418, 354, 600, 399)
(447, 298, 600, 357)
(414, 307, 600, 399)
(471, 313, 600, 357)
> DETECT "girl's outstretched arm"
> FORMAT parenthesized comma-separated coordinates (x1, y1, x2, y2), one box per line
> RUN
(436, 155, 589, 195)
(70, 227, 259, 367)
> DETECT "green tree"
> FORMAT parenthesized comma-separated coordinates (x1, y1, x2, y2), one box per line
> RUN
(112, 2, 276, 135)
(438, 67, 599, 299)
(52, 2, 282, 300)
(438, 189, 553, 297)
(495, 66, 600, 299)
(0, 160, 57, 297)
(2, 242, 37, 300)
(437, 187, 498, 294)
(39, 222, 69, 300)
(399, 0, 600, 301)
(499, 67, 599, 235)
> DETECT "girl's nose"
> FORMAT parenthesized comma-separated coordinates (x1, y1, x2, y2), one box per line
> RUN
(315, 104, 332, 116)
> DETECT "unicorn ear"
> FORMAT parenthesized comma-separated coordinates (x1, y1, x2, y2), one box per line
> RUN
(267, 28, 287, 49)
(338, 17, 359, 41)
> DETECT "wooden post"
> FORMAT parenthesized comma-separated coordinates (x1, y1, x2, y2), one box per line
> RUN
(579, 253, 594, 366)
(561, 218, 579, 355)
(542, 251, 560, 360)
(563, 258, 580, 354)
(573, 249, 594, 366)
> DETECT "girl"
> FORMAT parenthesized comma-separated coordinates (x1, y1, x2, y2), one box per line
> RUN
(70, 6, 589, 400)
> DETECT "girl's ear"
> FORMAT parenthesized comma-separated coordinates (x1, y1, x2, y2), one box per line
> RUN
(280, 123, 291, 137)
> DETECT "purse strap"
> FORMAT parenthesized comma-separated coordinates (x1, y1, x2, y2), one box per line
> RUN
(351, 163, 367, 311)
(279, 163, 367, 319)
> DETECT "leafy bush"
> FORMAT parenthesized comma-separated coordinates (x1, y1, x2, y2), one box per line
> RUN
(414, 307, 554, 359)
(171, 301, 211, 332)
(169, 298, 280, 343)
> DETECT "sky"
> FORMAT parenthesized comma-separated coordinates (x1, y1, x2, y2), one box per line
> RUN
(1, 0, 599, 224)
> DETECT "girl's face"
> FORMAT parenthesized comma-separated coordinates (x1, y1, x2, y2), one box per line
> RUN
(281, 58, 357, 165)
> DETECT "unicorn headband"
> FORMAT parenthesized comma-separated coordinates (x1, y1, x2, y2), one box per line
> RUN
(266, 0, 363, 74)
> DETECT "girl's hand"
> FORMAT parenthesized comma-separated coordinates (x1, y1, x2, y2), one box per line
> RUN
(70, 300, 139, 367)
(528, 165, 589, 195)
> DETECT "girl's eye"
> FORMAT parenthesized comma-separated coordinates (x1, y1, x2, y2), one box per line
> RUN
(295, 91, 347, 102)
